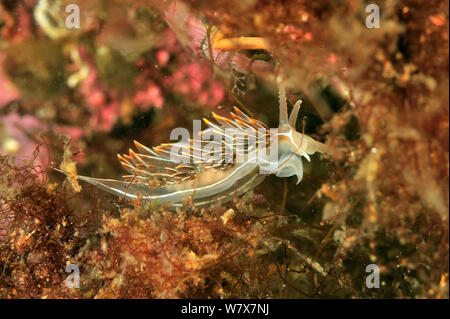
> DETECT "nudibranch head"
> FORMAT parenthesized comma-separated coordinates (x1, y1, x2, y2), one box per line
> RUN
(275, 84, 330, 184)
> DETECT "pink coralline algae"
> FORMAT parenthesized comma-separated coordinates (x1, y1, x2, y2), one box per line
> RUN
(133, 83, 164, 110)
(156, 50, 171, 67)
(0, 112, 48, 169)
(78, 48, 120, 132)
(165, 62, 224, 107)
(0, 4, 32, 42)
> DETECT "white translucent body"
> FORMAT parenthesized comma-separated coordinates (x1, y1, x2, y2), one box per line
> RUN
(58, 85, 329, 207)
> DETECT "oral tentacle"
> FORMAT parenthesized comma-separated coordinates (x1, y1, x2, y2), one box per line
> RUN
(278, 83, 289, 125)
(289, 100, 302, 128)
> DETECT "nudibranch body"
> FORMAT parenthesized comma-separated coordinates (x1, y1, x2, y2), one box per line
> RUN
(58, 86, 329, 207)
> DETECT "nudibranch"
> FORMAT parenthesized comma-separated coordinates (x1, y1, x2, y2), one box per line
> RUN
(57, 86, 329, 207)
